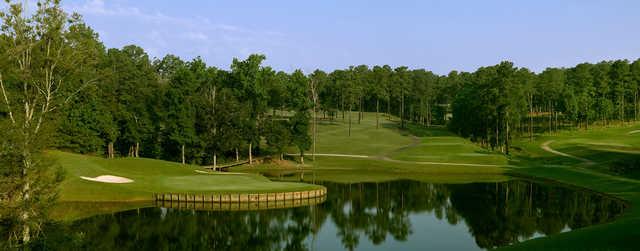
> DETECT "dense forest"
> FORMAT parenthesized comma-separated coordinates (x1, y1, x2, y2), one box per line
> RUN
(2, 1, 640, 166)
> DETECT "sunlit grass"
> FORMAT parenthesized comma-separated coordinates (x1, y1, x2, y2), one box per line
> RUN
(52, 151, 322, 202)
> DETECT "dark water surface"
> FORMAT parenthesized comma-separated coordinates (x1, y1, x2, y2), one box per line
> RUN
(35, 179, 625, 250)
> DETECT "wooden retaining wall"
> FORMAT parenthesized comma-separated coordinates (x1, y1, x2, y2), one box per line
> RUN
(153, 187, 327, 211)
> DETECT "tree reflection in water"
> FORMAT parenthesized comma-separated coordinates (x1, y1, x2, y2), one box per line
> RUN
(33, 180, 625, 250)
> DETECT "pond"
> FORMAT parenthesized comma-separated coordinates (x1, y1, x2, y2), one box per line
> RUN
(34, 179, 625, 250)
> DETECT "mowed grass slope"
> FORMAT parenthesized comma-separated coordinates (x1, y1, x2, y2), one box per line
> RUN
(237, 112, 509, 183)
(500, 123, 640, 251)
(312, 113, 414, 156)
(513, 123, 640, 177)
(52, 151, 322, 202)
(390, 125, 508, 165)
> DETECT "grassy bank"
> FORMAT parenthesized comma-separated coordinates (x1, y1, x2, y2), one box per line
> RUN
(498, 124, 640, 250)
(52, 151, 322, 202)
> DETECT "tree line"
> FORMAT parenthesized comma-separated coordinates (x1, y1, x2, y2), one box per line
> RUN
(3, 1, 639, 168)
(57, 48, 315, 166)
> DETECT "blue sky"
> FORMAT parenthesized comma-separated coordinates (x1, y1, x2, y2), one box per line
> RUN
(58, 0, 640, 74)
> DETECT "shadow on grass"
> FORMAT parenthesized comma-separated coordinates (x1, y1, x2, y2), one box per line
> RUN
(511, 145, 640, 180)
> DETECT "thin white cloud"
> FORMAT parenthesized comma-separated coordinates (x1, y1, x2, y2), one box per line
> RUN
(63, 0, 288, 66)
(185, 32, 208, 41)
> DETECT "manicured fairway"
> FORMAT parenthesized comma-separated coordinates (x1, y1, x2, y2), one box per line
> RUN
(52, 151, 322, 202)
(236, 112, 510, 183)
(500, 123, 640, 250)
(310, 114, 414, 156)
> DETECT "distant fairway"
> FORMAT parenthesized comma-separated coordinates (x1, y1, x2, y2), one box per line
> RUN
(235, 112, 510, 183)
(305, 113, 508, 166)
(512, 123, 640, 179)
(52, 151, 322, 202)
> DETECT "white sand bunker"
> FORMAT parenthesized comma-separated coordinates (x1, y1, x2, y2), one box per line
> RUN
(80, 175, 133, 184)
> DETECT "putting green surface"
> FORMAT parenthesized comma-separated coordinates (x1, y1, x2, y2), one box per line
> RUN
(52, 151, 322, 202)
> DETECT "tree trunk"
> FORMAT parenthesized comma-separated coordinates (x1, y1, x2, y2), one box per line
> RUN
(348, 103, 352, 136)
(387, 99, 391, 120)
(529, 94, 533, 141)
(622, 97, 626, 122)
(235, 148, 239, 162)
(108, 142, 114, 159)
(427, 102, 431, 127)
(341, 96, 345, 121)
(495, 116, 499, 151)
(358, 97, 362, 124)
(548, 100, 552, 134)
(300, 153, 304, 165)
(249, 143, 253, 165)
(553, 111, 558, 132)
(400, 92, 405, 129)
(181, 144, 185, 165)
(635, 90, 638, 121)
(213, 153, 217, 169)
(21, 149, 32, 243)
(135, 142, 140, 158)
(313, 102, 317, 161)
(506, 112, 510, 155)
(376, 99, 380, 129)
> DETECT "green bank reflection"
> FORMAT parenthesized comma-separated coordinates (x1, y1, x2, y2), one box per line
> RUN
(34, 180, 625, 250)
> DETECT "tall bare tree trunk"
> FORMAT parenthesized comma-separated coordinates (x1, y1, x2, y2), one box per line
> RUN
(358, 96, 362, 124)
(427, 102, 432, 127)
(529, 94, 533, 141)
(108, 142, 114, 159)
(21, 147, 32, 243)
(235, 147, 239, 162)
(135, 142, 140, 158)
(341, 96, 345, 121)
(313, 103, 317, 161)
(249, 143, 253, 165)
(348, 103, 352, 136)
(506, 111, 510, 155)
(495, 115, 499, 151)
(181, 144, 185, 165)
(548, 100, 552, 134)
(213, 153, 217, 169)
(633, 89, 638, 121)
(387, 99, 391, 120)
(400, 92, 405, 129)
(376, 99, 380, 129)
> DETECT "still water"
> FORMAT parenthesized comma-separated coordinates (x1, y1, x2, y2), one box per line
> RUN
(35, 179, 625, 250)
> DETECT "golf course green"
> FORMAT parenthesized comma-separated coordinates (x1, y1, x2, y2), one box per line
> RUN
(52, 112, 640, 249)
